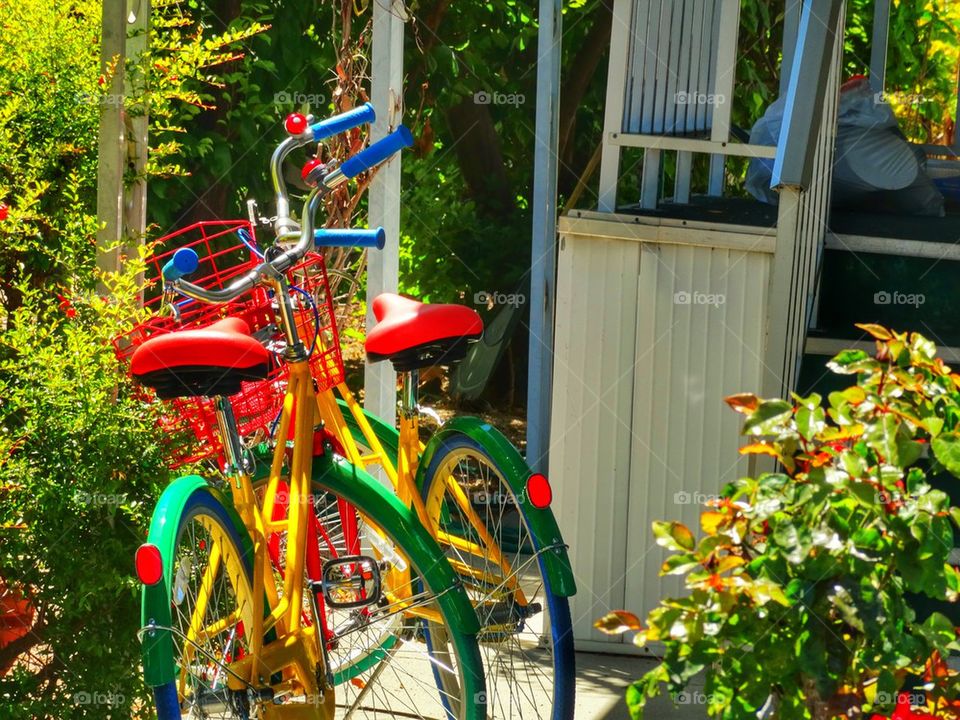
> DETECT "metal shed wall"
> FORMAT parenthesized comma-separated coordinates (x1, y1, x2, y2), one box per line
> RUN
(551, 212, 773, 648)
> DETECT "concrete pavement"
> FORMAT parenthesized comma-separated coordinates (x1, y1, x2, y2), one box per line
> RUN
(575, 652, 708, 719)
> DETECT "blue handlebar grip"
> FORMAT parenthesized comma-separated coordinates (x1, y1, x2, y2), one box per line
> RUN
(339, 126, 414, 179)
(310, 103, 377, 142)
(162, 247, 199, 281)
(315, 227, 386, 250)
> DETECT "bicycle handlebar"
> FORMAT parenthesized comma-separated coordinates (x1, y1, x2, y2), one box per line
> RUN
(168, 114, 409, 306)
(339, 126, 414, 180)
(310, 103, 376, 142)
(162, 247, 200, 281)
(315, 227, 386, 250)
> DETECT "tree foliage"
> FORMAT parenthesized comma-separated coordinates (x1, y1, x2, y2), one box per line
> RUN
(0, 0, 103, 315)
(0, 263, 173, 718)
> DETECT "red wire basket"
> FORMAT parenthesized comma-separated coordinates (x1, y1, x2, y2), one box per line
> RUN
(114, 220, 345, 467)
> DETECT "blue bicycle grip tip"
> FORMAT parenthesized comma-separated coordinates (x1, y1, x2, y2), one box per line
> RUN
(339, 126, 414, 179)
(162, 247, 199, 281)
(311, 103, 376, 142)
(315, 227, 386, 250)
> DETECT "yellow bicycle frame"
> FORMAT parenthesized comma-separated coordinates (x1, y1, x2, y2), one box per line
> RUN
(314, 378, 527, 608)
(178, 359, 332, 719)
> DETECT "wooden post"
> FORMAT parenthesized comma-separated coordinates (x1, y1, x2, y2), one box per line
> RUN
(96, 0, 148, 284)
(124, 0, 149, 259)
(96, 0, 126, 278)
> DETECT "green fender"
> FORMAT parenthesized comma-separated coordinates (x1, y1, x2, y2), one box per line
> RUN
(335, 400, 576, 598)
(140, 475, 254, 687)
(310, 453, 481, 634)
(417, 416, 577, 598)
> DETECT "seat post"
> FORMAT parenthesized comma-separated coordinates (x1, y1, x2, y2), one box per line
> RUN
(399, 370, 419, 417)
(214, 396, 251, 476)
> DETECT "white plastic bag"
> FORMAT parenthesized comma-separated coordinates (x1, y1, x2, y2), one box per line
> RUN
(746, 77, 943, 216)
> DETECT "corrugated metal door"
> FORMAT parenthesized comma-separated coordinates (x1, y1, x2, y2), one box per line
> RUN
(551, 234, 641, 646)
(551, 223, 770, 650)
(625, 243, 768, 622)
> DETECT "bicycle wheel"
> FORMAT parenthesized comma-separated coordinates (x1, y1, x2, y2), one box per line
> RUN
(256, 452, 488, 720)
(142, 480, 332, 719)
(422, 433, 576, 720)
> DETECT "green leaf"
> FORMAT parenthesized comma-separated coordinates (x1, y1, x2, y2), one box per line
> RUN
(921, 612, 956, 648)
(742, 399, 793, 435)
(866, 414, 900, 464)
(652, 521, 695, 552)
(827, 349, 869, 374)
(932, 432, 960, 478)
(660, 554, 700, 576)
(772, 521, 810, 564)
(796, 405, 825, 441)
(857, 324, 894, 341)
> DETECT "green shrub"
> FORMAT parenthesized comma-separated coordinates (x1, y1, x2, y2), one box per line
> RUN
(0, 0, 102, 312)
(0, 0, 265, 715)
(601, 326, 960, 719)
(0, 266, 172, 718)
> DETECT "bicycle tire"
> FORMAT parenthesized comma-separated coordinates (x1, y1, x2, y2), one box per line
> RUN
(422, 433, 576, 720)
(330, 401, 576, 719)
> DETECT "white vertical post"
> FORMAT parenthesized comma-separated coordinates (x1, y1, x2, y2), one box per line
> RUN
(526, 0, 562, 473)
(639, 149, 661, 207)
(709, 0, 740, 144)
(674, 150, 692, 203)
(707, 0, 739, 198)
(365, 0, 406, 428)
(597, 0, 633, 212)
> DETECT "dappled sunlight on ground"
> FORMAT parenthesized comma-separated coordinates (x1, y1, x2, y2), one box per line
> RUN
(576, 653, 708, 719)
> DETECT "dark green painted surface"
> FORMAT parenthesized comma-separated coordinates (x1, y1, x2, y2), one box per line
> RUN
(816, 250, 960, 345)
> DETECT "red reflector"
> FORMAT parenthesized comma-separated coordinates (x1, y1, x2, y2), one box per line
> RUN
(135, 543, 163, 586)
(526, 473, 552, 509)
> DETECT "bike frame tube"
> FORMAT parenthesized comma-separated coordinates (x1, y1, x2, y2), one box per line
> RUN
(219, 361, 329, 706)
(322, 389, 578, 597)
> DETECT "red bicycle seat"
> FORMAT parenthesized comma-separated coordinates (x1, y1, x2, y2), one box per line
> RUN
(130, 317, 271, 399)
(365, 293, 483, 371)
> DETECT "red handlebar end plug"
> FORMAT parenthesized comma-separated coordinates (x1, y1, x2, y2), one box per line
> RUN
(285, 113, 309, 136)
(301, 158, 326, 187)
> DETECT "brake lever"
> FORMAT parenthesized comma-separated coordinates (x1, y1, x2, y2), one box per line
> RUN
(156, 285, 181, 322)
